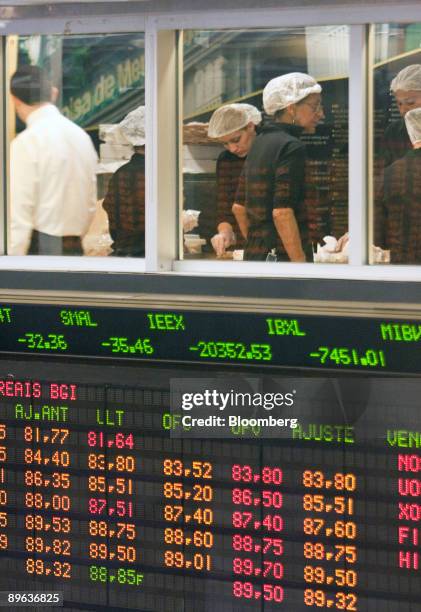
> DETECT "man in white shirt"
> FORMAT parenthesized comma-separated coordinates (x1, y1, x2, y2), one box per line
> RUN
(9, 65, 98, 255)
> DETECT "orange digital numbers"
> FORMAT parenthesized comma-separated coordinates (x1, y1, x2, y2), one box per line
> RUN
(162, 458, 215, 576)
(88, 453, 135, 472)
(163, 459, 183, 476)
(88, 520, 136, 540)
(24, 427, 69, 444)
(25, 492, 71, 511)
(163, 482, 183, 499)
(302, 494, 354, 515)
(302, 470, 357, 492)
(303, 542, 357, 564)
(89, 542, 136, 562)
(25, 515, 71, 533)
(25, 536, 71, 556)
(192, 484, 213, 502)
(164, 550, 211, 571)
(304, 566, 357, 588)
(162, 459, 213, 479)
(24, 470, 70, 489)
(303, 518, 324, 535)
(304, 589, 357, 611)
(24, 448, 69, 466)
(26, 558, 71, 579)
(304, 588, 326, 607)
(302, 468, 358, 609)
(164, 504, 183, 522)
(164, 528, 213, 548)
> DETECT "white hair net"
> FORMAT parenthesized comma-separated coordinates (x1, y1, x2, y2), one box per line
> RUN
(391, 65, 421, 93)
(263, 72, 322, 116)
(118, 105, 145, 146)
(405, 108, 421, 144)
(207, 103, 262, 138)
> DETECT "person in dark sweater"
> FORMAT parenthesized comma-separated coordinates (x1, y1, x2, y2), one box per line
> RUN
(103, 106, 145, 257)
(377, 107, 421, 264)
(207, 104, 262, 257)
(233, 73, 323, 261)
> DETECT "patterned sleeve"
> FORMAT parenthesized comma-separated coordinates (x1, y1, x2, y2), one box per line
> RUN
(102, 172, 119, 241)
(273, 145, 306, 211)
(216, 156, 246, 227)
(233, 165, 246, 207)
(373, 163, 387, 249)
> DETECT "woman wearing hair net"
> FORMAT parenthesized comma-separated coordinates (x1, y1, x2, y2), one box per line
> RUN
(383, 65, 421, 167)
(232, 73, 324, 261)
(207, 104, 262, 257)
(376, 107, 421, 263)
(102, 106, 145, 257)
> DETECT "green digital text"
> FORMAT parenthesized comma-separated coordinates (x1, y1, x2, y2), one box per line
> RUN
(0, 307, 12, 324)
(147, 312, 185, 331)
(380, 322, 421, 342)
(387, 429, 421, 448)
(96, 409, 125, 426)
(293, 423, 355, 444)
(90, 565, 144, 586)
(17, 333, 68, 351)
(309, 346, 386, 368)
(189, 341, 272, 361)
(101, 337, 154, 355)
(266, 318, 306, 336)
(60, 309, 98, 327)
(15, 403, 69, 422)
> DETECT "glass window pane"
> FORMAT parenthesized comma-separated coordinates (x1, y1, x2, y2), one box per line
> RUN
(6, 33, 145, 257)
(372, 23, 421, 265)
(181, 27, 349, 264)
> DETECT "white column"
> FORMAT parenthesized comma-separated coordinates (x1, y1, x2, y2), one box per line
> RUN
(144, 25, 178, 272)
(348, 25, 368, 265)
(0, 37, 6, 255)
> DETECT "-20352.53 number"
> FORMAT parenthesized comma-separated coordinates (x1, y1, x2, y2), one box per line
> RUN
(190, 341, 272, 361)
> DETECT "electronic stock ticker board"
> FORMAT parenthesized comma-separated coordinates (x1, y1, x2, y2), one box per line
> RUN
(0, 301, 420, 372)
(0, 300, 420, 611)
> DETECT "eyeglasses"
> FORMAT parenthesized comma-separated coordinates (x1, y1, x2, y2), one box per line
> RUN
(396, 98, 421, 107)
(301, 102, 324, 113)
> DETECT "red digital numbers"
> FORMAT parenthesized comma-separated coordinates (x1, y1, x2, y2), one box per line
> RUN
(233, 581, 284, 602)
(232, 464, 283, 484)
(231, 464, 285, 603)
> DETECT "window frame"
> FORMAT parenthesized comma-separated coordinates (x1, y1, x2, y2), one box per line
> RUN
(0, 14, 148, 273)
(2, 4, 421, 281)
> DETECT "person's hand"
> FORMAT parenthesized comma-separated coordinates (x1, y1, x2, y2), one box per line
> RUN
(182, 210, 200, 232)
(335, 232, 349, 252)
(211, 230, 236, 257)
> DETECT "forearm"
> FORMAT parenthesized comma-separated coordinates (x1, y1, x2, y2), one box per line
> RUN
(272, 207, 305, 262)
(9, 194, 33, 254)
(232, 203, 249, 239)
(9, 223, 32, 255)
(10, 140, 35, 255)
